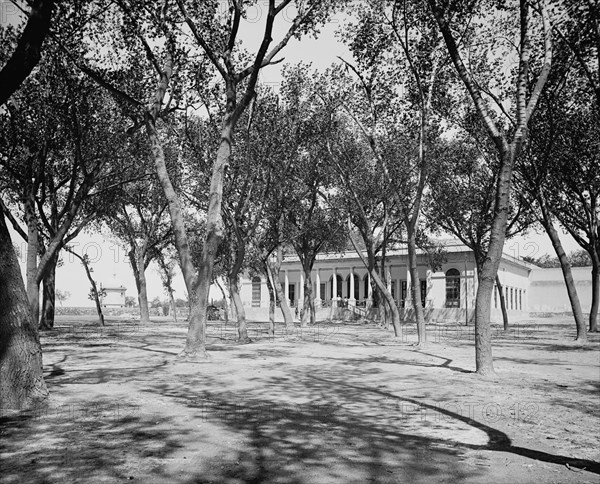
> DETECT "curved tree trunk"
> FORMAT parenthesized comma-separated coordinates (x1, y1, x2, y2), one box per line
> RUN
(215, 277, 229, 324)
(473, 151, 516, 376)
(540, 205, 587, 340)
(146, 55, 207, 359)
(267, 254, 294, 329)
(39, 253, 58, 330)
(348, 223, 401, 336)
(0, 215, 48, 409)
(495, 276, 509, 331)
(407, 231, 426, 344)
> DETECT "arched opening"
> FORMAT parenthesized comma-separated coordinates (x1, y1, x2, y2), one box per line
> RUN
(445, 269, 460, 308)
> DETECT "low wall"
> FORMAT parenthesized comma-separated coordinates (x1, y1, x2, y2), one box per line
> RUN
(55, 306, 189, 318)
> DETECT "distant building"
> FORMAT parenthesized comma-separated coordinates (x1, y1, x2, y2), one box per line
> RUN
(100, 274, 126, 308)
(239, 240, 539, 323)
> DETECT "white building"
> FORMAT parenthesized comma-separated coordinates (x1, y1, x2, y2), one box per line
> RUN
(99, 274, 127, 308)
(240, 240, 534, 323)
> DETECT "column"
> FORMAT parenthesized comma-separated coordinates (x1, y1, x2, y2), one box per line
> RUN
(299, 271, 304, 309)
(366, 272, 373, 308)
(284, 269, 290, 305)
(349, 267, 356, 306)
(332, 267, 338, 307)
(315, 269, 322, 307)
(405, 263, 412, 309)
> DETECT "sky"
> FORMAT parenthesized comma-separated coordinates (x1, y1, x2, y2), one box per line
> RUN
(5, 2, 581, 307)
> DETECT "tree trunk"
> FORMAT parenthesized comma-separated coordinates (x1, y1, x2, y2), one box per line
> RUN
(474, 151, 516, 376)
(129, 249, 150, 324)
(540, 206, 587, 340)
(215, 277, 229, 324)
(301, 263, 315, 327)
(407, 231, 426, 344)
(39, 252, 58, 330)
(590, 253, 599, 332)
(24, 197, 40, 326)
(146, 56, 207, 359)
(229, 273, 249, 343)
(264, 265, 276, 336)
(168, 287, 177, 323)
(495, 276, 509, 331)
(0, 215, 48, 409)
(267, 253, 294, 328)
(348, 225, 401, 336)
(181, 113, 235, 356)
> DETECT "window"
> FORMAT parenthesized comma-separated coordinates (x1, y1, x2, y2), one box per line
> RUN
(320, 283, 326, 301)
(288, 283, 295, 306)
(401, 281, 407, 308)
(363, 274, 369, 299)
(494, 285, 498, 309)
(391, 280, 397, 303)
(510, 288, 514, 310)
(445, 269, 461, 308)
(420, 280, 427, 308)
(519, 289, 522, 310)
(252, 277, 261, 307)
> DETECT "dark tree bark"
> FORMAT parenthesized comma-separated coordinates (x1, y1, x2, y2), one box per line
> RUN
(39, 252, 58, 330)
(495, 276, 509, 331)
(0, 0, 55, 106)
(129, 249, 150, 324)
(0, 215, 48, 409)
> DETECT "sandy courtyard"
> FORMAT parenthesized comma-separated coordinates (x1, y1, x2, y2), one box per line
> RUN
(1, 315, 599, 484)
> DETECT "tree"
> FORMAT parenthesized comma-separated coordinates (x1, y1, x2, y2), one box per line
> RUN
(55, 289, 70, 306)
(0, 0, 55, 408)
(427, 128, 535, 332)
(1, 52, 137, 329)
(167, 0, 348, 357)
(65, 246, 105, 326)
(428, 0, 553, 374)
(0, 0, 55, 105)
(156, 249, 179, 323)
(106, 179, 172, 324)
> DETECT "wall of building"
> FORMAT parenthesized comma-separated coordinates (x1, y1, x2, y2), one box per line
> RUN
(528, 266, 593, 312)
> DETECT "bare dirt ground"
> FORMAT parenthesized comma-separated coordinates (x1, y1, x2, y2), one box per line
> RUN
(1, 314, 599, 484)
